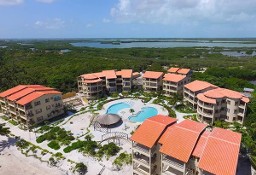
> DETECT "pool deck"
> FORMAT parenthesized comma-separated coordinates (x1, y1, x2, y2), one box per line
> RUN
(101, 98, 168, 123)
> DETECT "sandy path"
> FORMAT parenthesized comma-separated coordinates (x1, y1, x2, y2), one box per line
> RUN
(0, 136, 64, 175)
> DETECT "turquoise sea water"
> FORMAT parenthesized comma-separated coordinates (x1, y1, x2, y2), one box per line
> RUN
(129, 107, 158, 122)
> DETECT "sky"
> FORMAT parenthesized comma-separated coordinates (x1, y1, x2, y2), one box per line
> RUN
(0, 0, 256, 38)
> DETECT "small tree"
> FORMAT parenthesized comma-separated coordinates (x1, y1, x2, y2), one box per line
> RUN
(75, 162, 87, 175)
(0, 123, 10, 136)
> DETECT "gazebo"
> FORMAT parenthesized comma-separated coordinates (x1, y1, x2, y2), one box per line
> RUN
(94, 114, 122, 132)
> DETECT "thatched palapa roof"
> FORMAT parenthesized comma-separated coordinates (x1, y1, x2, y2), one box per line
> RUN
(96, 114, 121, 125)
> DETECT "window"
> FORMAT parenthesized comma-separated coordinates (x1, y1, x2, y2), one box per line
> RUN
(227, 100, 231, 105)
(34, 101, 41, 106)
(53, 96, 61, 101)
(37, 116, 43, 122)
(36, 109, 42, 114)
(45, 98, 50, 103)
(227, 108, 230, 113)
(46, 105, 51, 110)
(235, 101, 238, 106)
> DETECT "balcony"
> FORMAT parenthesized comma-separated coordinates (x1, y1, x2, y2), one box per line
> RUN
(162, 166, 184, 175)
(162, 155, 184, 171)
(198, 101, 214, 110)
(133, 162, 150, 175)
(133, 143, 150, 154)
(197, 108, 214, 118)
(133, 153, 150, 166)
(239, 104, 246, 109)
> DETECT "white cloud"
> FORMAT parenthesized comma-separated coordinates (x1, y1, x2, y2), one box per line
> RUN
(0, 0, 23, 6)
(35, 18, 65, 29)
(111, 0, 256, 24)
(102, 18, 111, 23)
(36, 0, 56, 3)
(86, 23, 93, 28)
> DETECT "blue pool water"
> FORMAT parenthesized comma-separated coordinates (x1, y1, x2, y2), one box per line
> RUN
(106, 102, 131, 114)
(129, 107, 158, 122)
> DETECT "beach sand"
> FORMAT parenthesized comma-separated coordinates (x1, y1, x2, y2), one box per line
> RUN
(0, 135, 64, 175)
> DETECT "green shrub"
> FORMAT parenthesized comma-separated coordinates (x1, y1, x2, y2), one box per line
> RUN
(99, 142, 121, 157)
(1, 116, 9, 121)
(47, 140, 60, 150)
(16, 139, 30, 149)
(113, 152, 132, 167)
(36, 135, 46, 143)
(74, 162, 87, 175)
(9, 119, 18, 126)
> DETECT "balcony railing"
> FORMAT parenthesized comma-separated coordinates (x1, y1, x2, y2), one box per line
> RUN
(162, 156, 184, 170)
(133, 143, 150, 154)
(133, 155, 150, 166)
(198, 108, 213, 118)
(133, 163, 150, 175)
(198, 101, 214, 109)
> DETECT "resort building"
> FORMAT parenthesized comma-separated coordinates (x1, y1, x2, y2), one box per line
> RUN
(163, 73, 187, 96)
(131, 115, 177, 175)
(168, 67, 192, 83)
(142, 71, 164, 92)
(78, 69, 133, 99)
(131, 115, 242, 175)
(183, 80, 218, 108)
(197, 87, 250, 124)
(0, 85, 64, 127)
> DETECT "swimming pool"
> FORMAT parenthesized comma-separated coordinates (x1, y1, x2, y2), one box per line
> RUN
(106, 102, 131, 114)
(129, 107, 158, 122)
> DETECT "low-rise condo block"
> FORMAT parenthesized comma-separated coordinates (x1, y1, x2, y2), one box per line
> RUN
(78, 69, 133, 99)
(163, 73, 186, 96)
(131, 115, 177, 175)
(183, 80, 250, 124)
(0, 85, 64, 127)
(183, 80, 218, 108)
(197, 87, 250, 124)
(168, 67, 192, 83)
(131, 115, 241, 175)
(142, 71, 164, 92)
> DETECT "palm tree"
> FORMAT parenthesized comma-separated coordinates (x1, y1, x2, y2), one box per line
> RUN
(75, 162, 87, 175)
(0, 123, 10, 136)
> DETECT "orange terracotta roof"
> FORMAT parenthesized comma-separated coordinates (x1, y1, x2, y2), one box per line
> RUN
(198, 128, 241, 175)
(163, 73, 186, 83)
(177, 68, 191, 75)
(159, 120, 207, 162)
(102, 70, 117, 79)
(199, 88, 250, 103)
(143, 71, 164, 79)
(94, 72, 105, 78)
(158, 125, 175, 144)
(116, 69, 133, 78)
(0, 85, 27, 98)
(168, 67, 179, 73)
(184, 80, 218, 92)
(221, 88, 243, 99)
(131, 115, 176, 148)
(16, 91, 61, 105)
(197, 93, 216, 104)
(1, 85, 61, 105)
(241, 97, 250, 103)
(7, 88, 35, 101)
(133, 72, 140, 76)
(83, 79, 102, 84)
(192, 131, 210, 158)
(81, 73, 99, 80)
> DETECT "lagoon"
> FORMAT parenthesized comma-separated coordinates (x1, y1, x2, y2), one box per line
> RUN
(71, 39, 256, 48)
